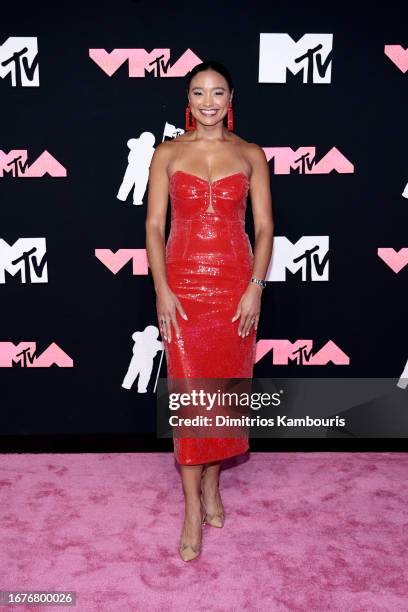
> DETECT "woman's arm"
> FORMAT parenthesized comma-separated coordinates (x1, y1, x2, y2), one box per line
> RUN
(145, 143, 187, 343)
(232, 144, 274, 336)
(145, 142, 171, 293)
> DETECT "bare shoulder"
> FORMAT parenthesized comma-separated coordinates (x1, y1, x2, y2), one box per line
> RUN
(245, 143, 268, 181)
(149, 140, 176, 176)
(151, 133, 191, 163)
(151, 139, 174, 159)
(232, 135, 266, 169)
(243, 141, 267, 165)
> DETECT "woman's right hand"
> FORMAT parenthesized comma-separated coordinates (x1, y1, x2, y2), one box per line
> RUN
(156, 285, 188, 342)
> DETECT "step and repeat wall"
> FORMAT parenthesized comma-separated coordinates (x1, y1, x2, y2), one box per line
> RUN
(1, 1, 407, 440)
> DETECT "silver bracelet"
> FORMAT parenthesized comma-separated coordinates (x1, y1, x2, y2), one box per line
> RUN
(251, 276, 267, 289)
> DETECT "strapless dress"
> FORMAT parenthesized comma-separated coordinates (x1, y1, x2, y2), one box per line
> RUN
(163, 169, 257, 465)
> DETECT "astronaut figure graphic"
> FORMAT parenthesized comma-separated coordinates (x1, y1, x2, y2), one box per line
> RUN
(122, 325, 164, 393)
(117, 133, 155, 206)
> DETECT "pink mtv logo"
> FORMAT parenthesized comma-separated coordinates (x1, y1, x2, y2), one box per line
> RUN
(255, 340, 350, 365)
(384, 45, 408, 73)
(0, 342, 73, 367)
(262, 147, 354, 174)
(378, 248, 408, 273)
(89, 48, 202, 77)
(0, 150, 67, 177)
(95, 249, 149, 274)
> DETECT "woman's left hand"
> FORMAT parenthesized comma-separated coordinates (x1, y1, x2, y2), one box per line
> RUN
(232, 283, 262, 336)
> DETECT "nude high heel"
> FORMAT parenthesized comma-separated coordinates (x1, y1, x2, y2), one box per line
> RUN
(201, 491, 225, 528)
(178, 504, 206, 562)
(200, 466, 225, 528)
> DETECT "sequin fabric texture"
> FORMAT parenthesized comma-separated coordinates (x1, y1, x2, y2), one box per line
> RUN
(163, 170, 257, 465)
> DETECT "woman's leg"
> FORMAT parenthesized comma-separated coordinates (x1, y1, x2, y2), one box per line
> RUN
(179, 463, 204, 561)
(201, 460, 225, 526)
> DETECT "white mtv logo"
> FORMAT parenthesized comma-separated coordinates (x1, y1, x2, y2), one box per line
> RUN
(0, 37, 39, 87)
(267, 236, 329, 281)
(259, 33, 333, 84)
(0, 238, 48, 283)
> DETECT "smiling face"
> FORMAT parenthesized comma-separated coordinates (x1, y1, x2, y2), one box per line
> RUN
(187, 69, 233, 128)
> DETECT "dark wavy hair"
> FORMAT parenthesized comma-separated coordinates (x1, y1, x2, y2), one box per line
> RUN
(185, 60, 234, 94)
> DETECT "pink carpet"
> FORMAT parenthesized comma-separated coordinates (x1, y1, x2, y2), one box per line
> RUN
(0, 452, 407, 611)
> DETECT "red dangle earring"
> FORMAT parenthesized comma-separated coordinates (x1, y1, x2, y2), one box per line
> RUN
(185, 104, 196, 131)
(227, 100, 234, 131)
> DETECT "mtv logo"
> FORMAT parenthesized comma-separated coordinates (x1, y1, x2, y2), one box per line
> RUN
(259, 33, 333, 84)
(0, 238, 48, 283)
(266, 236, 329, 282)
(0, 37, 39, 86)
(89, 48, 202, 78)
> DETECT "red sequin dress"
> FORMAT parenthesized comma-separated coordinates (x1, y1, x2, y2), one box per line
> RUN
(163, 170, 256, 465)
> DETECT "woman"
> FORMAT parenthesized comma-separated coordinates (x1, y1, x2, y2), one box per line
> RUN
(145, 60, 274, 561)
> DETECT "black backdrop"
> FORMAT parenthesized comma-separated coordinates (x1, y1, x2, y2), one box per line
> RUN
(1, 0, 407, 451)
